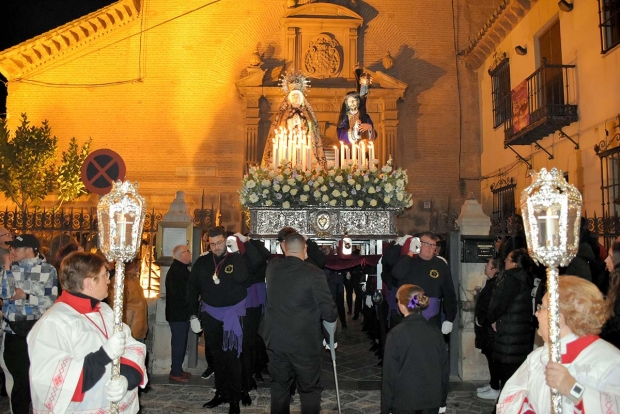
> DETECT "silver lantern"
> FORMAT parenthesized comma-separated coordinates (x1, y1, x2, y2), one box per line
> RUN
(97, 181, 146, 413)
(520, 167, 582, 414)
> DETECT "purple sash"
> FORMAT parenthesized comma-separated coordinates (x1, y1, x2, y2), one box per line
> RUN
(246, 282, 267, 313)
(201, 298, 247, 357)
(422, 297, 440, 321)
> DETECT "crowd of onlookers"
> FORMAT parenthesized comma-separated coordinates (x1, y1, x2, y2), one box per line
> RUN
(473, 219, 620, 412)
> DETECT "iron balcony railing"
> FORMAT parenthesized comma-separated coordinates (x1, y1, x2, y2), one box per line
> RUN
(504, 60, 578, 146)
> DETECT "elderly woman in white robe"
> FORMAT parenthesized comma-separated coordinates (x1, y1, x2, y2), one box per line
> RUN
(27, 252, 147, 413)
(497, 276, 620, 414)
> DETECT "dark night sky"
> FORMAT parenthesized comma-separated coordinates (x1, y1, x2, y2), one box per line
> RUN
(1, 1, 116, 115)
(1, 1, 117, 51)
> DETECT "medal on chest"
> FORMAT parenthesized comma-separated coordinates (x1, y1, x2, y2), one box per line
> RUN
(212, 253, 228, 285)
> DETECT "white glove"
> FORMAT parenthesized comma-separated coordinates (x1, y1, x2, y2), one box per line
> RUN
(105, 375, 129, 402)
(409, 237, 421, 254)
(360, 281, 366, 292)
(395, 235, 412, 246)
(365, 296, 373, 308)
(102, 331, 126, 360)
(346, 272, 351, 280)
(234, 233, 248, 243)
(226, 236, 239, 253)
(190, 316, 202, 334)
(441, 321, 453, 335)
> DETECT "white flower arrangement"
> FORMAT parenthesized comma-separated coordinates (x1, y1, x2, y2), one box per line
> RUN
(239, 158, 413, 210)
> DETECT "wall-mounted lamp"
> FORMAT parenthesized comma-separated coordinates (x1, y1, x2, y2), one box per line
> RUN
(558, 0, 574, 12)
(515, 45, 528, 55)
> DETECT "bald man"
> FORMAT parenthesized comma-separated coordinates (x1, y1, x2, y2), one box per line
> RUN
(260, 233, 337, 414)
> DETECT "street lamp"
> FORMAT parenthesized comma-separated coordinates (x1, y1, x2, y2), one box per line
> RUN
(520, 168, 582, 414)
(97, 180, 146, 414)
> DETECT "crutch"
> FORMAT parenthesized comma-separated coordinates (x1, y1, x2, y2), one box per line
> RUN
(323, 320, 342, 414)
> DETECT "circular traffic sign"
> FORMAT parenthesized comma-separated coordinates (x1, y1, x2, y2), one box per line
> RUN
(81, 149, 126, 195)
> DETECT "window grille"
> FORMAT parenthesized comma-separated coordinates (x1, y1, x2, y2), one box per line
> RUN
(599, 0, 620, 53)
(489, 58, 512, 129)
(490, 178, 516, 234)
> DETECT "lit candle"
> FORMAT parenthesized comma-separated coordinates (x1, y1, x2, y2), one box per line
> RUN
(333, 145, 339, 168)
(361, 141, 366, 166)
(545, 207, 558, 247)
(115, 212, 126, 246)
(368, 141, 375, 165)
(272, 138, 278, 167)
(352, 142, 358, 166)
(340, 141, 346, 167)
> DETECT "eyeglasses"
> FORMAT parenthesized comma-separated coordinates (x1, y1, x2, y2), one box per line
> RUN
(209, 240, 226, 248)
(181, 250, 191, 254)
(536, 304, 549, 312)
(420, 241, 437, 248)
(0, 232, 12, 238)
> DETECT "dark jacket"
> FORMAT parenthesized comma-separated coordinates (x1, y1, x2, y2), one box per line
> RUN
(488, 267, 534, 364)
(306, 238, 327, 269)
(165, 259, 191, 322)
(186, 252, 249, 310)
(474, 276, 497, 353)
(381, 313, 447, 413)
(561, 242, 595, 281)
(259, 256, 337, 356)
(601, 299, 620, 350)
(245, 239, 271, 286)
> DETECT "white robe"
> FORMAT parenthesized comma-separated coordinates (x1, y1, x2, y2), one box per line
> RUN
(497, 334, 620, 414)
(27, 300, 147, 414)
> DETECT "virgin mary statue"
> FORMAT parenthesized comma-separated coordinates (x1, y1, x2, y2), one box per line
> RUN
(261, 72, 327, 168)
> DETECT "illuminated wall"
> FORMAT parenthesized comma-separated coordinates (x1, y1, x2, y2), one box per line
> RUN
(1, 0, 495, 232)
(476, 0, 620, 220)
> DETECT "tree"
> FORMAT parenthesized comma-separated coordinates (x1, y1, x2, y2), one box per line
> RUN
(0, 113, 92, 214)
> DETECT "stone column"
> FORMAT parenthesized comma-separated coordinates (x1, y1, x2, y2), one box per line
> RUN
(455, 195, 491, 381)
(150, 191, 194, 374)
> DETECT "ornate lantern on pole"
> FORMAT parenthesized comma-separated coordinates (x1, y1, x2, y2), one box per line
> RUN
(520, 168, 582, 414)
(97, 181, 146, 414)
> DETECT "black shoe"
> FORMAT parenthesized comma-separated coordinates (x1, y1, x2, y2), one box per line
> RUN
(352, 313, 359, 320)
(229, 400, 241, 414)
(201, 367, 214, 379)
(241, 392, 252, 406)
(254, 372, 264, 382)
(203, 394, 228, 408)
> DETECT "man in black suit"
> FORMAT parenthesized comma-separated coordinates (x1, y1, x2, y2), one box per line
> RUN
(260, 233, 337, 414)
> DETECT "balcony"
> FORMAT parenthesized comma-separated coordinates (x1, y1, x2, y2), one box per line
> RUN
(504, 61, 578, 146)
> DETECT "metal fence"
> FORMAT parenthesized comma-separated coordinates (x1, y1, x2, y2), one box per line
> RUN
(0, 206, 163, 296)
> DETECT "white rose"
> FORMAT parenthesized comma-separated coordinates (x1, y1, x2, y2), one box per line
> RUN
(328, 170, 336, 177)
(363, 176, 370, 182)
(249, 194, 259, 203)
(370, 199, 378, 207)
(384, 196, 391, 204)
(265, 200, 273, 206)
(332, 189, 341, 197)
(300, 194, 308, 202)
(335, 176, 343, 183)
(283, 201, 290, 209)
(303, 185, 310, 191)
(356, 184, 362, 190)
(368, 187, 376, 194)
(276, 175, 284, 181)
(290, 189, 298, 195)
(317, 176, 325, 184)
(273, 184, 281, 192)
(246, 180, 256, 188)
(321, 185, 328, 192)
(357, 200, 364, 207)
(261, 179, 271, 187)
(397, 192, 404, 201)
(282, 185, 291, 193)
(313, 181, 320, 188)
(348, 178, 356, 186)
(342, 191, 348, 198)
(346, 199, 354, 207)
(263, 189, 269, 194)
(296, 175, 303, 182)
(240, 197, 246, 205)
(385, 183, 394, 193)
(314, 190, 321, 198)
(287, 178, 296, 186)
(322, 195, 329, 202)
(329, 199, 337, 206)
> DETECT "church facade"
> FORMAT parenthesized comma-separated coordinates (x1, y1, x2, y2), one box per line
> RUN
(0, 0, 495, 233)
